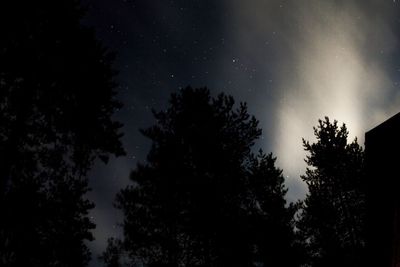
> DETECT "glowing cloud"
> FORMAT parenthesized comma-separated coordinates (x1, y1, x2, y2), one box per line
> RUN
(228, 0, 400, 200)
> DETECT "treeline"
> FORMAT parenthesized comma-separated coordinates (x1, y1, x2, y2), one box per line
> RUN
(0, 1, 366, 267)
(100, 87, 366, 267)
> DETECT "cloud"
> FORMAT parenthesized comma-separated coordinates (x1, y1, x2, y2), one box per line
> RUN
(227, 0, 399, 200)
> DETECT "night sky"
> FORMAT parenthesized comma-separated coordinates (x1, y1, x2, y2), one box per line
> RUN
(81, 1, 400, 265)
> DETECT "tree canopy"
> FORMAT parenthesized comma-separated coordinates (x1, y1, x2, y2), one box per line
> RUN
(103, 87, 300, 267)
(297, 117, 365, 267)
(0, 1, 124, 266)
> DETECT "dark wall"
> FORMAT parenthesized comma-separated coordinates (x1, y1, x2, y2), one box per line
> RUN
(365, 112, 400, 267)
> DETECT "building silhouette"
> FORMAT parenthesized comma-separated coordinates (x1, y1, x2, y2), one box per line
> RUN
(365, 112, 400, 267)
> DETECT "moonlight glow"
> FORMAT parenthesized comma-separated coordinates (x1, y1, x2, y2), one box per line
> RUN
(229, 0, 400, 200)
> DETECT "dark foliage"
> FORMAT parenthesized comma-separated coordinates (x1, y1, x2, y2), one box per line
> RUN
(297, 117, 365, 267)
(102, 87, 300, 267)
(0, 0, 124, 266)
(246, 151, 305, 267)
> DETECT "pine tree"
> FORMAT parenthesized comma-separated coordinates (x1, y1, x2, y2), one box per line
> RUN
(0, 1, 124, 266)
(246, 151, 303, 267)
(103, 87, 300, 267)
(297, 117, 365, 267)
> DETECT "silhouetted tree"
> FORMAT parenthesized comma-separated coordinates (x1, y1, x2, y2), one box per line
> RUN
(246, 151, 304, 267)
(103, 87, 300, 267)
(101, 238, 125, 267)
(297, 117, 365, 267)
(0, 1, 124, 266)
